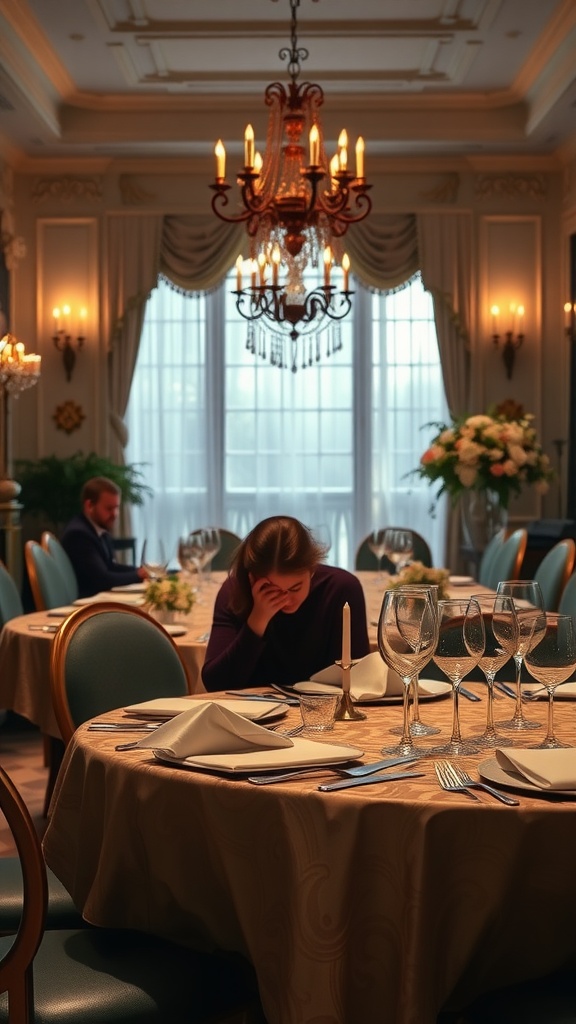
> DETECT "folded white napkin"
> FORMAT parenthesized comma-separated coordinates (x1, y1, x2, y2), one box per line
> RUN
(134, 702, 293, 759)
(125, 696, 285, 722)
(293, 651, 437, 702)
(495, 747, 576, 790)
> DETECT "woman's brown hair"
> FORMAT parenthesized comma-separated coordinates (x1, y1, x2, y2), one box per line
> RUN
(228, 516, 328, 618)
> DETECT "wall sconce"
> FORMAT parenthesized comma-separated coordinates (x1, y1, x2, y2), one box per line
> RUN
(564, 301, 576, 342)
(52, 304, 86, 382)
(490, 302, 524, 380)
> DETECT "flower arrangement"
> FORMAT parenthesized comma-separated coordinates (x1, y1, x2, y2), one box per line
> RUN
(144, 575, 196, 614)
(415, 402, 553, 510)
(385, 561, 451, 600)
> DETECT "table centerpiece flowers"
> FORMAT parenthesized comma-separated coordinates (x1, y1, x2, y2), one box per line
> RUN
(385, 561, 451, 600)
(144, 575, 196, 623)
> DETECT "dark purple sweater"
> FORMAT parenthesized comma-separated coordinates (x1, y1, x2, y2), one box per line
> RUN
(202, 564, 370, 691)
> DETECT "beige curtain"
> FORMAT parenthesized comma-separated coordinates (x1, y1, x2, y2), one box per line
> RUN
(346, 214, 418, 291)
(160, 216, 244, 293)
(417, 211, 474, 570)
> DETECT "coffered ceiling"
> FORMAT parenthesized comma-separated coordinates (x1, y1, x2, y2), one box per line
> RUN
(0, 0, 575, 166)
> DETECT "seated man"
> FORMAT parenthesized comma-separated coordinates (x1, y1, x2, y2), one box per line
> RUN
(61, 476, 149, 598)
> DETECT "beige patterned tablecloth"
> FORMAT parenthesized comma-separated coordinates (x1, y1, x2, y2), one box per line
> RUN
(43, 690, 576, 1024)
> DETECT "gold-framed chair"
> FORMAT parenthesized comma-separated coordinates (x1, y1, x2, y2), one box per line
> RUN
(354, 528, 433, 570)
(0, 764, 262, 1023)
(40, 532, 78, 603)
(483, 528, 527, 590)
(50, 602, 193, 745)
(208, 528, 242, 571)
(24, 541, 70, 612)
(534, 538, 576, 611)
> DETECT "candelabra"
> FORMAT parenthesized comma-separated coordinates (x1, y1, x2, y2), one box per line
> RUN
(0, 333, 41, 502)
(52, 304, 86, 381)
(490, 303, 525, 380)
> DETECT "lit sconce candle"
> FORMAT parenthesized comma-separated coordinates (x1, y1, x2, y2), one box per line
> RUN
(235, 255, 243, 291)
(338, 129, 348, 171)
(517, 304, 525, 333)
(272, 245, 281, 287)
(244, 124, 255, 169)
(254, 151, 263, 178)
(342, 253, 350, 292)
(355, 136, 365, 179)
(78, 307, 87, 337)
(250, 258, 258, 291)
(490, 304, 499, 334)
(258, 252, 267, 286)
(509, 302, 517, 334)
(565, 301, 573, 328)
(214, 139, 226, 181)
(52, 306, 61, 333)
(323, 246, 332, 287)
(309, 124, 320, 166)
(62, 304, 71, 334)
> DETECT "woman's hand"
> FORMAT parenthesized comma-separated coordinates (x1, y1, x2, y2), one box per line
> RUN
(247, 577, 289, 637)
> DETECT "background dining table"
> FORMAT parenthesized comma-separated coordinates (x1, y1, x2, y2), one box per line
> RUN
(42, 689, 576, 1024)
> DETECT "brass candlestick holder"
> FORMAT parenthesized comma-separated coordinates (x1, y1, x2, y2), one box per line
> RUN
(334, 660, 367, 721)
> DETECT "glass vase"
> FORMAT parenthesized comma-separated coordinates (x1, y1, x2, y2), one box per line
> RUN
(460, 489, 507, 556)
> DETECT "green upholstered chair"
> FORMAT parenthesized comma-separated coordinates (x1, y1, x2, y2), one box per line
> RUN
(24, 542, 70, 612)
(0, 764, 261, 1024)
(0, 561, 23, 627)
(355, 528, 433, 571)
(558, 571, 576, 615)
(445, 968, 576, 1024)
(208, 528, 242, 571)
(534, 539, 576, 611)
(50, 602, 192, 745)
(477, 530, 506, 586)
(483, 528, 527, 590)
(40, 533, 78, 603)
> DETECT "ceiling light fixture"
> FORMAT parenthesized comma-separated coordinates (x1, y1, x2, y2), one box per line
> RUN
(210, 0, 372, 371)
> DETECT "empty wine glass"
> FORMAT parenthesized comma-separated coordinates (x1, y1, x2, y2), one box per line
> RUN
(377, 588, 439, 757)
(141, 539, 168, 579)
(383, 529, 414, 575)
(467, 593, 519, 748)
(431, 598, 485, 756)
(524, 613, 576, 748)
(496, 580, 546, 731)
(388, 584, 441, 737)
(367, 528, 387, 579)
(203, 527, 221, 581)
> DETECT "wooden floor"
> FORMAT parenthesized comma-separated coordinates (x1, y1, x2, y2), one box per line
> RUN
(0, 712, 48, 856)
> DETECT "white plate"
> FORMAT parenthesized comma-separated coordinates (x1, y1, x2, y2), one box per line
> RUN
(479, 756, 576, 797)
(153, 737, 364, 774)
(288, 679, 451, 704)
(73, 593, 144, 606)
(449, 575, 475, 586)
(524, 682, 576, 700)
(47, 606, 76, 617)
(124, 696, 286, 723)
(111, 582, 147, 593)
(162, 624, 188, 637)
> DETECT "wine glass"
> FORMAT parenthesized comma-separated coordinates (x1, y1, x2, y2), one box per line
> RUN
(140, 539, 168, 579)
(367, 528, 387, 579)
(524, 613, 576, 748)
(203, 527, 221, 581)
(431, 598, 485, 756)
(377, 588, 439, 757)
(388, 584, 441, 737)
(383, 529, 414, 574)
(467, 593, 519, 748)
(496, 580, 546, 731)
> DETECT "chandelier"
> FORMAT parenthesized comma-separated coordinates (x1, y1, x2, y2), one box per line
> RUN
(209, 0, 372, 371)
(0, 332, 41, 504)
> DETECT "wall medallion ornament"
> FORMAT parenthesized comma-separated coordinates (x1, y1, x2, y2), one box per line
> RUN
(53, 400, 85, 434)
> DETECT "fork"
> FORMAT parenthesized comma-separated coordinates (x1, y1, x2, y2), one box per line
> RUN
(436, 760, 519, 805)
(435, 760, 479, 800)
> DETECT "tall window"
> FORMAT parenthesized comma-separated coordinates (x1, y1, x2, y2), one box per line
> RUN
(126, 272, 448, 569)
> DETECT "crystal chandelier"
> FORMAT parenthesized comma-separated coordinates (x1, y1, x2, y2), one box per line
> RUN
(0, 332, 41, 503)
(210, 0, 372, 371)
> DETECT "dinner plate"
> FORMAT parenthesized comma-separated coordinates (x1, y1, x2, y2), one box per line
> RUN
(478, 756, 576, 797)
(524, 682, 576, 700)
(153, 737, 364, 774)
(161, 624, 188, 637)
(449, 575, 475, 586)
(124, 696, 287, 723)
(111, 582, 147, 593)
(283, 679, 452, 704)
(73, 593, 144, 606)
(47, 606, 76, 617)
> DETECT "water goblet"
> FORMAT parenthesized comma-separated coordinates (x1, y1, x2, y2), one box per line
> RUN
(203, 527, 221, 581)
(496, 580, 546, 731)
(388, 584, 441, 737)
(377, 588, 439, 757)
(467, 593, 519, 747)
(383, 529, 414, 574)
(431, 598, 485, 756)
(524, 613, 576, 748)
(141, 539, 168, 579)
(367, 529, 387, 580)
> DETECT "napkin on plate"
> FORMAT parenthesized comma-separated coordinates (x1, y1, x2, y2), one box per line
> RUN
(495, 747, 576, 790)
(134, 702, 293, 758)
(293, 651, 437, 702)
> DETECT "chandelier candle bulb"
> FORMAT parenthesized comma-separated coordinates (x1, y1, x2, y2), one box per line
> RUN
(309, 124, 320, 166)
(342, 253, 350, 292)
(250, 259, 257, 290)
(338, 130, 348, 170)
(244, 124, 254, 169)
(490, 304, 499, 334)
(235, 255, 243, 291)
(215, 139, 226, 181)
(324, 246, 332, 287)
(355, 136, 365, 179)
(272, 247, 280, 286)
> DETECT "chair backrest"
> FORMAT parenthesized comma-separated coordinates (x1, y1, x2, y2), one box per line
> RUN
(50, 602, 192, 744)
(484, 528, 527, 590)
(478, 529, 506, 587)
(354, 528, 433, 570)
(558, 572, 576, 615)
(534, 539, 576, 611)
(210, 529, 242, 571)
(0, 561, 23, 627)
(24, 541, 71, 612)
(40, 532, 79, 602)
(0, 764, 47, 1023)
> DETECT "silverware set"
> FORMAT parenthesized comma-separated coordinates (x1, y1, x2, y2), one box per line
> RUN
(434, 759, 519, 805)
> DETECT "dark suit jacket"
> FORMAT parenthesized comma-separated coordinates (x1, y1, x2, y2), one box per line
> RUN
(61, 513, 141, 598)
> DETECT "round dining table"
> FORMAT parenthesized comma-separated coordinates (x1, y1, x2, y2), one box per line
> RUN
(42, 686, 576, 1024)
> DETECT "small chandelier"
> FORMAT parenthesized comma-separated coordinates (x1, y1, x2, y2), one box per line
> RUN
(210, 0, 372, 371)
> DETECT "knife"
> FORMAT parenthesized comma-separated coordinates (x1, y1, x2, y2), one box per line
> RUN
(28, 624, 59, 632)
(318, 771, 425, 792)
(458, 685, 481, 702)
(494, 681, 516, 700)
(247, 754, 418, 785)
